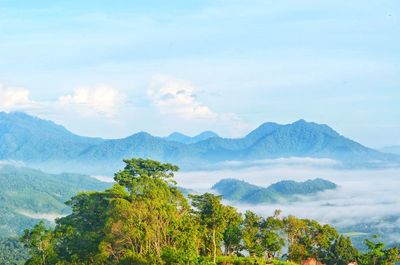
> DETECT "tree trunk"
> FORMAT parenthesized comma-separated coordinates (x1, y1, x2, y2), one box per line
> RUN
(212, 228, 217, 264)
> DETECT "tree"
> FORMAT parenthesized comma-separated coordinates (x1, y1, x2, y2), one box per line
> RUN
(222, 206, 243, 256)
(328, 235, 359, 265)
(190, 193, 230, 263)
(358, 237, 400, 265)
(99, 158, 197, 264)
(54, 187, 121, 264)
(260, 214, 284, 259)
(114, 158, 178, 192)
(20, 221, 55, 265)
(21, 159, 199, 265)
(242, 211, 263, 258)
(283, 215, 308, 262)
(305, 220, 338, 261)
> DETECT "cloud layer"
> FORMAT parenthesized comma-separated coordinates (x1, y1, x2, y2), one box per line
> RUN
(175, 163, 400, 243)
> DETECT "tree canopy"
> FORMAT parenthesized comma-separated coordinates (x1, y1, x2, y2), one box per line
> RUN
(20, 158, 400, 265)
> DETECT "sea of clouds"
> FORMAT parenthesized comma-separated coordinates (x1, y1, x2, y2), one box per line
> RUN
(175, 158, 400, 244)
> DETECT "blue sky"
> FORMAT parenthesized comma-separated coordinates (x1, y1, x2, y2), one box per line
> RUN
(0, 0, 399, 148)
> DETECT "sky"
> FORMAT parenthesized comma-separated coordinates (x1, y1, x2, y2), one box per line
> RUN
(0, 0, 399, 148)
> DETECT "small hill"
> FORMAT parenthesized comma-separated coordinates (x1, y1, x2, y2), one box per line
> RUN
(268, 178, 337, 195)
(0, 164, 111, 237)
(212, 178, 337, 204)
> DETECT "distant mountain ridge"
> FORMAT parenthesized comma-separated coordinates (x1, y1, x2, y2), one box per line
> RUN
(380, 146, 400, 155)
(0, 112, 398, 174)
(164, 131, 219, 144)
(212, 178, 337, 204)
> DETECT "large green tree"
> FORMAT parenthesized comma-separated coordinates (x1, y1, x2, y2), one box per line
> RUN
(222, 206, 243, 256)
(20, 221, 55, 265)
(260, 214, 284, 258)
(327, 235, 359, 265)
(190, 193, 232, 264)
(242, 211, 263, 258)
(99, 159, 198, 264)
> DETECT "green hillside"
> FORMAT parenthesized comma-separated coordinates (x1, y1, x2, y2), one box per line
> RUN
(0, 164, 111, 237)
(212, 178, 337, 204)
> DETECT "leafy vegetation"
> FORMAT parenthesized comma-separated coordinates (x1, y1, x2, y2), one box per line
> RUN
(0, 164, 110, 237)
(212, 178, 337, 204)
(20, 158, 400, 264)
(0, 237, 29, 265)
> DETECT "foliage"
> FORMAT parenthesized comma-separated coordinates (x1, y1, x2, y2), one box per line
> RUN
(216, 255, 297, 265)
(20, 221, 55, 265)
(358, 237, 400, 265)
(328, 235, 359, 265)
(260, 211, 285, 258)
(242, 211, 263, 257)
(0, 237, 29, 265)
(190, 193, 235, 263)
(19, 158, 400, 265)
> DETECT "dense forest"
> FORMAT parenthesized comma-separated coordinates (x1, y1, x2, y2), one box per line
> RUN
(0, 165, 110, 237)
(19, 158, 399, 265)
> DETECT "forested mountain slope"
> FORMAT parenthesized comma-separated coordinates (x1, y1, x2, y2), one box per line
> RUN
(0, 112, 397, 174)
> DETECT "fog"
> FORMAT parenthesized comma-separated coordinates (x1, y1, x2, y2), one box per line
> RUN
(175, 158, 400, 244)
(18, 210, 65, 222)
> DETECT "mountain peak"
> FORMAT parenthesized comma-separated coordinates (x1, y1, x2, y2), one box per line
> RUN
(0, 111, 69, 133)
(195, 131, 219, 139)
(288, 119, 340, 137)
(293, 119, 307, 124)
(245, 122, 282, 142)
(168, 132, 188, 138)
(164, 130, 219, 144)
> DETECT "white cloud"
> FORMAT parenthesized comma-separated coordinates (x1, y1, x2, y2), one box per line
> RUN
(148, 75, 218, 120)
(147, 75, 250, 137)
(58, 85, 125, 117)
(0, 85, 34, 111)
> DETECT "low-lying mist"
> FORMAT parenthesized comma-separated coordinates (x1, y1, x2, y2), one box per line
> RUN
(175, 158, 400, 245)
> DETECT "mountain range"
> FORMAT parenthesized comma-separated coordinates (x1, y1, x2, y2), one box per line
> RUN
(212, 178, 337, 204)
(0, 112, 398, 174)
